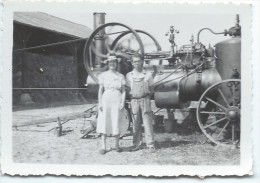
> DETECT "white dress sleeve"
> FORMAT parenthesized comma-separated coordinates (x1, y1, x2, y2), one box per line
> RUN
(98, 73, 104, 85)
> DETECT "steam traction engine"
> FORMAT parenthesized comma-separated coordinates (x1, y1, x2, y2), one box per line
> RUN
(83, 13, 241, 147)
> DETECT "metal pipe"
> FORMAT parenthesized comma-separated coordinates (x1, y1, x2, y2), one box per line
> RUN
(196, 28, 224, 43)
(93, 12, 106, 68)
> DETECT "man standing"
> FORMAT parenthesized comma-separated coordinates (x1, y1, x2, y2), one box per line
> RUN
(126, 54, 155, 151)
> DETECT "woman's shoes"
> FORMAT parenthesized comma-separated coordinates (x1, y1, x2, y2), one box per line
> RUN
(100, 148, 122, 154)
(99, 149, 106, 155)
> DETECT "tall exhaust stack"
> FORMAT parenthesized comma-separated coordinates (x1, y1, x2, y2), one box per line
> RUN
(93, 12, 106, 68)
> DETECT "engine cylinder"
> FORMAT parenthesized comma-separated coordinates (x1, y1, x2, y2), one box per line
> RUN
(154, 67, 221, 108)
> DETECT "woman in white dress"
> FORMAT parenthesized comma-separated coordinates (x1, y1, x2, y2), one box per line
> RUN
(97, 55, 126, 154)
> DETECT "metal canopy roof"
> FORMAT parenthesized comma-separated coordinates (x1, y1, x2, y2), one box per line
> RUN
(14, 12, 92, 38)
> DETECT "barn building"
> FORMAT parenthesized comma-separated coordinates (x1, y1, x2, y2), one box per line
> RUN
(12, 12, 93, 107)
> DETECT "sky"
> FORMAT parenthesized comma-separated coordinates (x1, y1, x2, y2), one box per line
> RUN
(49, 12, 237, 52)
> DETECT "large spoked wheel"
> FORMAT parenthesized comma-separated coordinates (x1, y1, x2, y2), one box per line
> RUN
(196, 79, 241, 147)
(111, 30, 162, 54)
(83, 22, 145, 83)
(111, 30, 163, 65)
(120, 108, 132, 138)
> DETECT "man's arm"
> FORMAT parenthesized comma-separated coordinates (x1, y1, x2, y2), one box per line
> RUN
(120, 85, 126, 109)
(125, 73, 131, 95)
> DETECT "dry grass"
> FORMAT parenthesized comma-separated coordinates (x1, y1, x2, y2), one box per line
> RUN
(13, 118, 240, 165)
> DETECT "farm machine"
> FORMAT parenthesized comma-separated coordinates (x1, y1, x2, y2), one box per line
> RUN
(83, 13, 241, 147)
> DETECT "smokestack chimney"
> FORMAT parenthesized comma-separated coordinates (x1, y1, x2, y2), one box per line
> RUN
(93, 12, 106, 68)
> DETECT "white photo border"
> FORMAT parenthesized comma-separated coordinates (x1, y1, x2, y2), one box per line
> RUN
(1, 0, 253, 177)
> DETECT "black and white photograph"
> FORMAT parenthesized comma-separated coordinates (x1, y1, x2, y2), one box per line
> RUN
(0, 1, 253, 177)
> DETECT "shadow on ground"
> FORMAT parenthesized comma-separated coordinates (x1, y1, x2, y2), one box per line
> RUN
(155, 140, 192, 149)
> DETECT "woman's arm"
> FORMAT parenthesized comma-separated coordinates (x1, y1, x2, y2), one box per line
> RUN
(98, 85, 104, 111)
(149, 85, 154, 97)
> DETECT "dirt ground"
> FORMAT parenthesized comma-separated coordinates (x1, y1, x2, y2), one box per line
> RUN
(13, 114, 240, 165)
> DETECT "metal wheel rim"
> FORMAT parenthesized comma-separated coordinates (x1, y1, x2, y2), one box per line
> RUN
(111, 29, 162, 53)
(83, 22, 145, 83)
(196, 79, 241, 147)
(120, 108, 131, 137)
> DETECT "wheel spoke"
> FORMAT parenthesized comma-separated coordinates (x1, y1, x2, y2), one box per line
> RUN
(197, 79, 241, 146)
(112, 38, 131, 52)
(205, 97, 227, 111)
(231, 124, 235, 142)
(203, 117, 227, 129)
(217, 121, 230, 140)
(218, 88, 230, 107)
(115, 51, 131, 59)
(104, 36, 113, 54)
(232, 84, 236, 106)
(200, 111, 225, 115)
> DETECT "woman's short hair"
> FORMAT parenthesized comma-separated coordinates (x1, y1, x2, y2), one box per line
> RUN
(103, 55, 118, 64)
